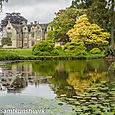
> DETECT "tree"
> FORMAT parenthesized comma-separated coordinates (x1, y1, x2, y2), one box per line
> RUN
(71, 0, 115, 50)
(1, 13, 27, 27)
(87, 0, 112, 32)
(67, 14, 110, 46)
(1, 37, 12, 46)
(71, 0, 112, 32)
(47, 8, 86, 43)
(71, 0, 92, 9)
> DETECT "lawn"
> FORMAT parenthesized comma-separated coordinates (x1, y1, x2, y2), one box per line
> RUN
(0, 48, 36, 60)
(0, 48, 105, 61)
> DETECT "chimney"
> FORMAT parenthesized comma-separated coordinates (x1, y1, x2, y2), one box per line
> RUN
(34, 21, 37, 24)
(7, 18, 11, 24)
(31, 22, 33, 25)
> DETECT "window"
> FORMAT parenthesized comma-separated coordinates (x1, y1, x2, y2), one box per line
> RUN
(24, 43, 27, 47)
(7, 37, 12, 46)
(7, 32, 12, 38)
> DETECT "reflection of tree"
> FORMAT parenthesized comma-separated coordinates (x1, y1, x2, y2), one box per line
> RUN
(0, 60, 113, 97)
(67, 72, 109, 94)
(48, 70, 76, 97)
(32, 61, 58, 76)
(85, 60, 111, 73)
(64, 60, 86, 73)
(108, 62, 115, 81)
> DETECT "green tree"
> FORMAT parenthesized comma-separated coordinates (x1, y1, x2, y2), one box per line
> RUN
(71, 0, 115, 50)
(87, 0, 112, 32)
(2, 37, 12, 46)
(71, 0, 112, 32)
(67, 14, 110, 46)
(71, 0, 92, 9)
(47, 8, 86, 44)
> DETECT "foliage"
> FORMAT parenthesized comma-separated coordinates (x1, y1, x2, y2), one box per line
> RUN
(71, 0, 113, 32)
(87, 0, 112, 32)
(54, 46, 62, 51)
(32, 61, 58, 76)
(0, 49, 18, 60)
(104, 47, 115, 57)
(32, 40, 55, 56)
(63, 42, 88, 56)
(1, 13, 27, 27)
(0, 48, 35, 60)
(71, 0, 92, 9)
(2, 37, 12, 46)
(90, 48, 102, 54)
(47, 8, 86, 43)
(67, 14, 110, 46)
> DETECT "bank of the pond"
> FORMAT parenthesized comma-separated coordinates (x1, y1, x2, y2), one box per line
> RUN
(0, 49, 105, 61)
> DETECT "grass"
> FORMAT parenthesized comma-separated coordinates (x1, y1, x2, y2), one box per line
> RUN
(11, 49, 34, 57)
(0, 48, 105, 61)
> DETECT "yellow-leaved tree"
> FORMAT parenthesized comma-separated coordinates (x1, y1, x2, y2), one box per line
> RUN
(67, 14, 110, 45)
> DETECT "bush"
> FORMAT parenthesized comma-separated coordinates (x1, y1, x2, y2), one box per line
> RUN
(64, 42, 88, 56)
(63, 42, 84, 50)
(75, 50, 88, 56)
(54, 46, 62, 51)
(90, 48, 102, 54)
(51, 49, 60, 56)
(32, 40, 55, 55)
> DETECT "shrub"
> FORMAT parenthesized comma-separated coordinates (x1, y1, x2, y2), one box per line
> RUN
(63, 42, 83, 50)
(75, 50, 88, 56)
(32, 40, 55, 55)
(51, 49, 60, 56)
(64, 42, 88, 56)
(90, 48, 102, 54)
(54, 46, 62, 51)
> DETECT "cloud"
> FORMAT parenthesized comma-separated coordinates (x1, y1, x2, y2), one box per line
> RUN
(0, 0, 72, 23)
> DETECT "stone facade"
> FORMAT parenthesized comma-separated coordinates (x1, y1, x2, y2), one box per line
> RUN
(2, 20, 52, 48)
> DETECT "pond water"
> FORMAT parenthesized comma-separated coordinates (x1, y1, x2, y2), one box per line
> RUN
(0, 59, 115, 114)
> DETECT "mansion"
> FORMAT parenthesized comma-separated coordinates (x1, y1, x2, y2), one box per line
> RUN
(1, 18, 52, 48)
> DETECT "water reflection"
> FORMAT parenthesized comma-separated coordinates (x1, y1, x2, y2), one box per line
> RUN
(0, 62, 53, 96)
(0, 60, 113, 95)
(0, 60, 115, 113)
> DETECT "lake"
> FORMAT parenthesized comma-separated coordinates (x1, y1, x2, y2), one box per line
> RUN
(0, 59, 115, 114)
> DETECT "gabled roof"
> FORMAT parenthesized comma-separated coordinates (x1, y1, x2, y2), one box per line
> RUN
(10, 23, 50, 33)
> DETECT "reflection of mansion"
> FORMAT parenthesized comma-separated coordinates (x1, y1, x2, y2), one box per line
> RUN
(1, 13, 52, 48)
(0, 64, 50, 92)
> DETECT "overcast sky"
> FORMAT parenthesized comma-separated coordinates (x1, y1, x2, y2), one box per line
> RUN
(0, 0, 72, 24)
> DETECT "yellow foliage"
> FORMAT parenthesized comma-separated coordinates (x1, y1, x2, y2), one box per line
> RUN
(67, 14, 110, 44)
(67, 71, 109, 94)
